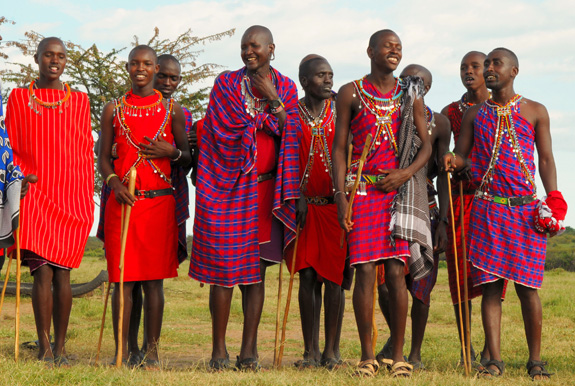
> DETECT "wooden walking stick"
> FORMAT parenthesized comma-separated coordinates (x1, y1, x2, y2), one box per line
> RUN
(95, 204, 125, 366)
(0, 249, 13, 317)
(446, 173, 469, 376)
(340, 134, 373, 248)
(14, 226, 21, 362)
(460, 182, 472, 374)
(116, 167, 137, 368)
(372, 277, 378, 356)
(277, 224, 301, 366)
(273, 258, 283, 367)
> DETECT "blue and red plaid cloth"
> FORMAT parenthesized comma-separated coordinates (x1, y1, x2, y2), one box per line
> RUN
(347, 78, 410, 266)
(189, 67, 299, 287)
(469, 98, 546, 288)
(0, 85, 24, 249)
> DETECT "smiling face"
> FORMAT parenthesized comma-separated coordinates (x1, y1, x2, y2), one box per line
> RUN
(154, 58, 181, 99)
(302, 59, 334, 101)
(368, 31, 402, 72)
(34, 38, 67, 82)
(240, 27, 274, 74)
(126, 47, 158, 89)
(460, 51, 486, 92)
(483, 49, 518, 91)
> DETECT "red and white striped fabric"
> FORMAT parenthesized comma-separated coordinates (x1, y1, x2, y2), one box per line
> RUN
(5, 87, 94, 269)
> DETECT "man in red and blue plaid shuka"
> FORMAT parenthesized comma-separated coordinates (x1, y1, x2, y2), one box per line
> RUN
(190, 25, 299, 371)
(444, 48, 565, 380)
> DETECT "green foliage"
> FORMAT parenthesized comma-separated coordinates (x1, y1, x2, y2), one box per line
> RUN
(546, 226, 575, 271)
(1, 23, 234, 196)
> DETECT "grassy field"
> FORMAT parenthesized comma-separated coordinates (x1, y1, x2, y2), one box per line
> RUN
(0, 254, 574, 385)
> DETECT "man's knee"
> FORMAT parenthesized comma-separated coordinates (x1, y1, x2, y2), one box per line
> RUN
(515, 282, 538, 302)
(482, 279, 505, 298)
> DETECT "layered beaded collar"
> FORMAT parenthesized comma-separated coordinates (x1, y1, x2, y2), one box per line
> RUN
(478, 94, 536, 195)
(27, 78, 71, 114)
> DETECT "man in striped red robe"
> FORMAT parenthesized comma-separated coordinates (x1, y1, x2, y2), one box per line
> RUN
(4, 37, 94, 365)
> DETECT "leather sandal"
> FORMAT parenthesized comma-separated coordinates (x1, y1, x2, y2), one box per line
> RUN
(527, 359, 553, 380)
(477, 359, 505, 377)
(353, 359, 379, 377)
(391, 361, 413, 378)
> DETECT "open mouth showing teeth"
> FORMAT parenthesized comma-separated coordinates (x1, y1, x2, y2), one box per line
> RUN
(388, 57, 399, 64)
(486, 75, 496, 81)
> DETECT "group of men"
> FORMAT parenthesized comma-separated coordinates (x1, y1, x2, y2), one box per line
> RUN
(0, 25, 566, 380)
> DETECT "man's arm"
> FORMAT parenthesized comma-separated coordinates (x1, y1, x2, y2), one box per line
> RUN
(97, 102, 135, 206)
(332, 83, 354, 232)
(532, 102, 557, 193)
(443, 104, 479, 172)
(377, 96, 431, 192)
(434, 113, 451, 253)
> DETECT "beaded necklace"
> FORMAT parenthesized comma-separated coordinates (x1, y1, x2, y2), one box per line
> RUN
(457, 91, 492, 113)
(298, 98, 335, 193)
(425, 105, 435, 135)
(241, 69, 276, 117)
(478, 94, 536, 195)
(114, 94, 174, 186)
(28, 78, 71, 114)
(352, 76, 402, 158)
(120, 89, 163, 117)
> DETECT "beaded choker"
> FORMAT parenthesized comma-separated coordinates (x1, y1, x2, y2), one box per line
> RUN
(298, 98, 336, 193)
(114, 96, 174, 186)
(478, 94, 536, 195)
(241, 69, 277, 117)
(28, 78, 71, 115)
(120, 89, 163, 117)
(352, 76, 402, 157)
(457, 91, 492, 113)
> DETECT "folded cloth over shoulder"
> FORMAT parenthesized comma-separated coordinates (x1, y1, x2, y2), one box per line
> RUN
(534, 190, 568, 237)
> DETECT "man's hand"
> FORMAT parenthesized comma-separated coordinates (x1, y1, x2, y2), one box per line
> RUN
(20, 174, 38, 200)
(442, 153, 457, 173)
(109, 178, 136, 206)
(139, 136, 178, 159)
(335, 193, 353, 232)
(250, 71, 279, 101)
(188, 128, 197, 149)
(434, 222, 448, 254)
(375, 169, 410, 192)
(296, 195, 308, 229)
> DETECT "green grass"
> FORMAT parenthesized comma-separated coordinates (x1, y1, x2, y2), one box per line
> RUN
(1, 254, 574, 385)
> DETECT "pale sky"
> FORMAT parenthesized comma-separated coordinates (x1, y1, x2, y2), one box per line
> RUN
(1, 0, 574, 229)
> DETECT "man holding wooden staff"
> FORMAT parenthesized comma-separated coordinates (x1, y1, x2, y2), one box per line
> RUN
(443, 48, 566, 380)
(332, 29, 432, 378)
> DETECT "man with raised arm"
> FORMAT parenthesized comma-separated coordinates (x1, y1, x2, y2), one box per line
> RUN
(377, 64, 450, 370)
(190, 25, 299, 371)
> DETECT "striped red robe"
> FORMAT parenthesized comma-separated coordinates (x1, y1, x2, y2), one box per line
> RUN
(189, 67, 299, 287)
(5, 87, 94, 268)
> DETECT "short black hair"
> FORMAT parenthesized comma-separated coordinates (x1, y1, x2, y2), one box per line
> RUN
(491, 47, 519, 68)
(128, 45, 157, 62)
(37, 37, 66, 55)
(368, 29, 397, 48)
(158, 54, 181, 69)
(299, 56, 327, 80)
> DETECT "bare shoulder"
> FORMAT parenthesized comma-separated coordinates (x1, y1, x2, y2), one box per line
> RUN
(434, 111, 451, 133)
(462, 103, 481, 121)
(520, 97, 548, 116)
(440, 104, 450, 117)
(338, 82, 355, 99)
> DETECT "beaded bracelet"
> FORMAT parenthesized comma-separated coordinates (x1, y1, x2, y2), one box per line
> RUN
(105, 173, 118, 184)
(172, 148, 183, 162)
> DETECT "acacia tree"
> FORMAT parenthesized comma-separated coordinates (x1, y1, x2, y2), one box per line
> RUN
(1, 24, 234, 194)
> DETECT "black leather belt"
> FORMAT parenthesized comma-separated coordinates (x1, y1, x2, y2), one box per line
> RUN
(257, 171, 276, 183)
(305, 196, 335, 205)
(134, 188, 174, 199)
